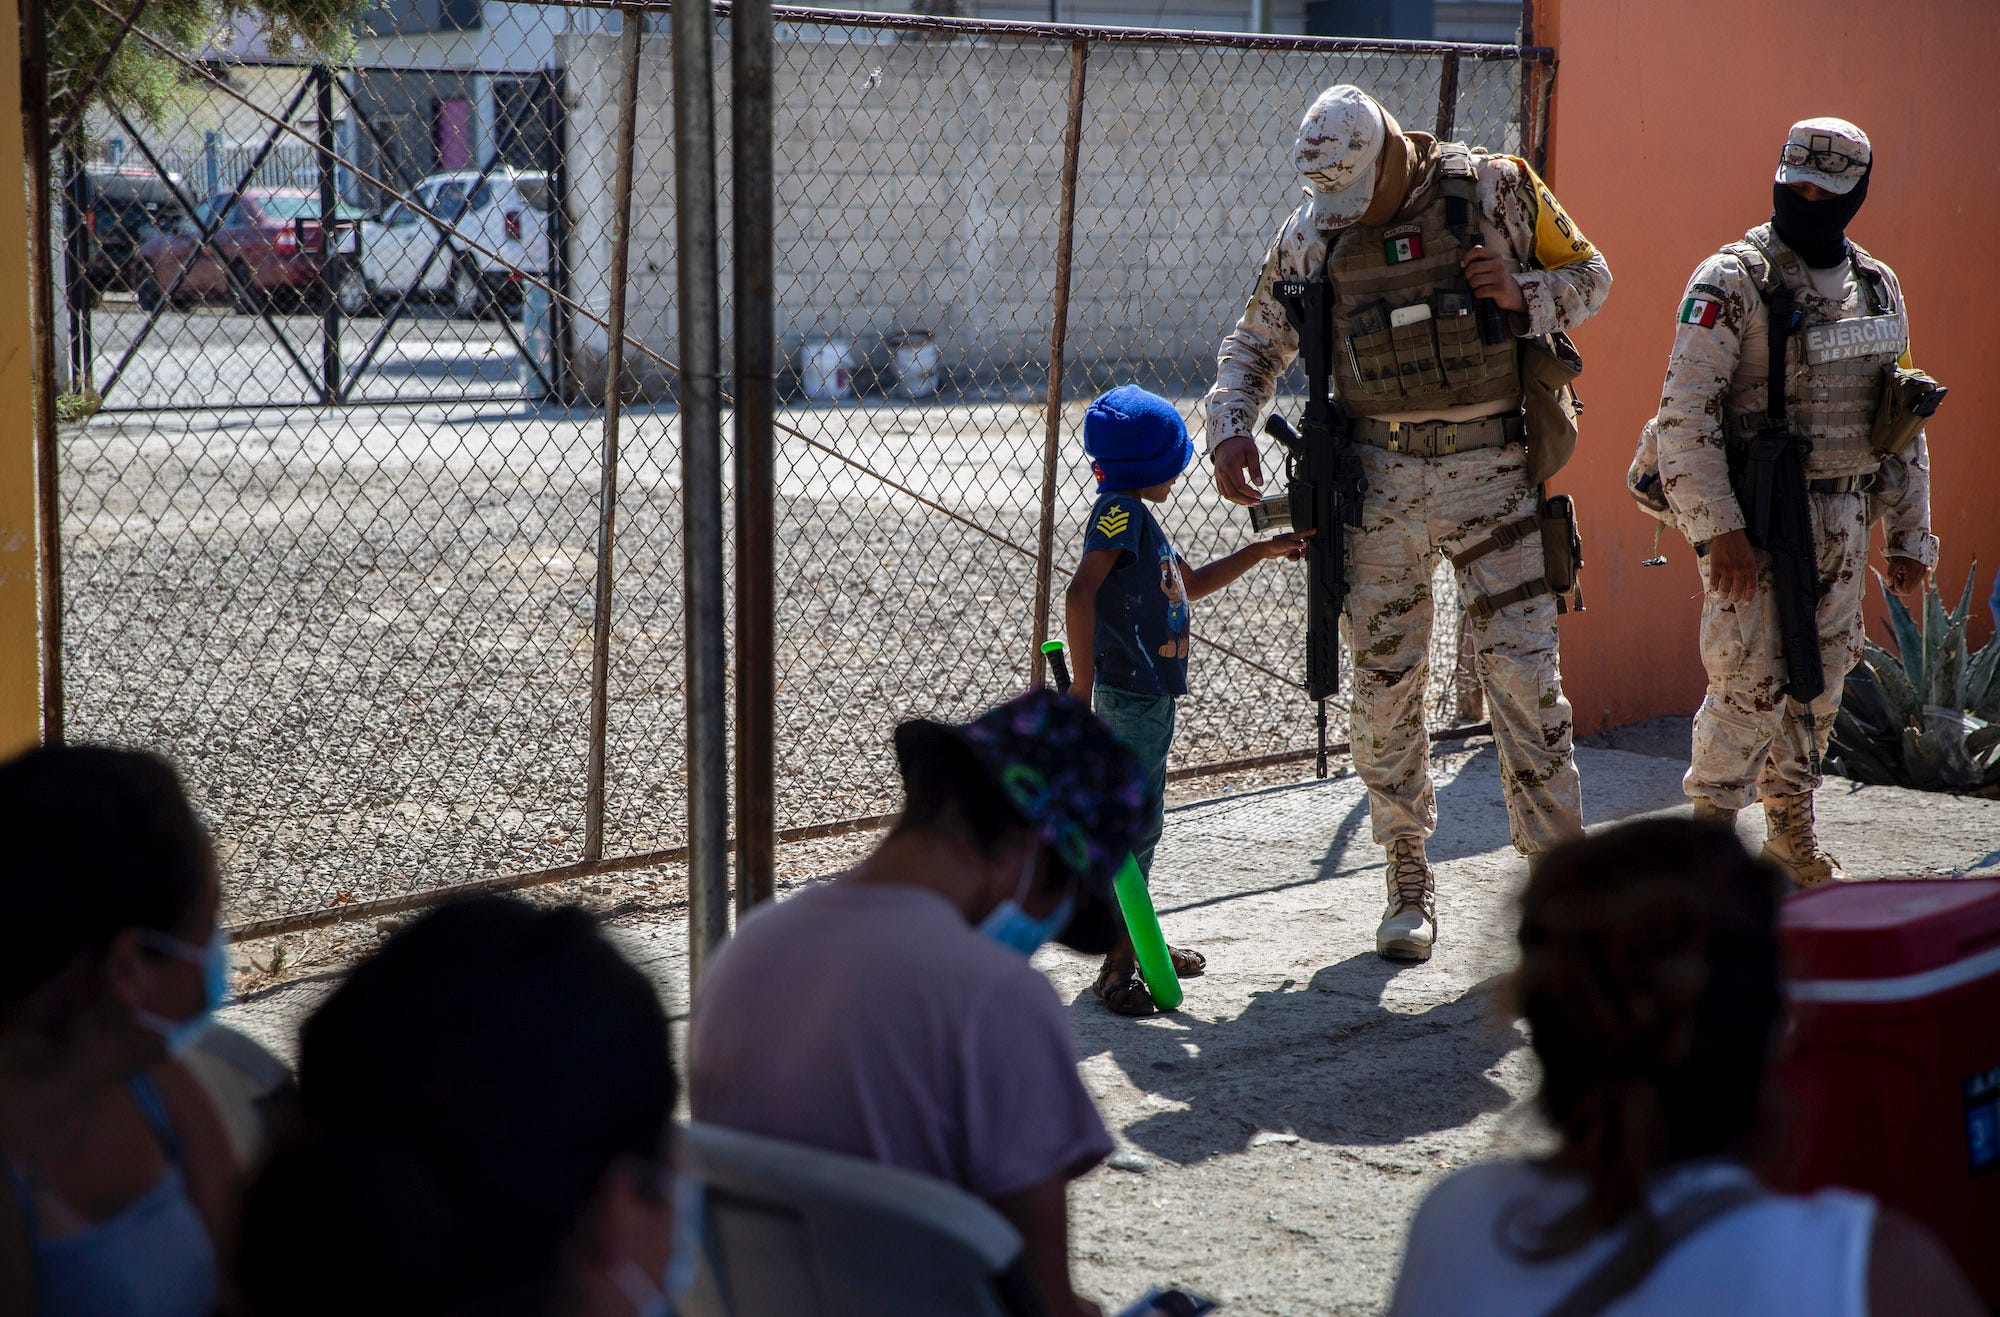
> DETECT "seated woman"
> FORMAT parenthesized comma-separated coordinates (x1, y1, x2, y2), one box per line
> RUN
(0, 745, 239, 1317)
(238, 897, 697, 1317)
(689, 689, 1146, 1317)
(1389, 817, 1981, 1317)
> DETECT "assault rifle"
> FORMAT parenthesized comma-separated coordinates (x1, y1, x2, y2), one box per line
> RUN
(1259, 277, 1368, 772)
(1730, 283, 1826, 706)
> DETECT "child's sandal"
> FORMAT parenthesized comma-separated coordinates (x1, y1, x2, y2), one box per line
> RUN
(1092, 962, 1158, 1017)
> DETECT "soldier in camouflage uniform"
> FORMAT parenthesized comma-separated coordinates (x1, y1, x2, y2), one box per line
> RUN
(1632, 118, 1936, 886)
(1206, 85, 1611, 962)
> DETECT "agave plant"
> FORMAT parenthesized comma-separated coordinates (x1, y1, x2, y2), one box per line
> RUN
(1827, 566, 2000, 792)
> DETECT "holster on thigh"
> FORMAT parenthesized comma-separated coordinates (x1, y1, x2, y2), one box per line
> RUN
(1451, 489, 1585, 621)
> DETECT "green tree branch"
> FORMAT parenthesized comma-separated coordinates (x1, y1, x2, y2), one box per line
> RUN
(50, 0, 364, 143)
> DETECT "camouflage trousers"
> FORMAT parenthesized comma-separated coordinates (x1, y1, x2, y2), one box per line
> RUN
(1687, 491, 1870, 809)
(1345, 443, 1583, 855)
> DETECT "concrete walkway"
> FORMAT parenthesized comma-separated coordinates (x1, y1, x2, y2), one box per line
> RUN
(219, 735, 2000, 1316)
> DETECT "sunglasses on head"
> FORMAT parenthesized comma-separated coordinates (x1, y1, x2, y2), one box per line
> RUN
(1782, 142, 1863, 175)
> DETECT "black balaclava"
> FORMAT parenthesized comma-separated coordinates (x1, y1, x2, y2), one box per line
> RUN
(1772, 169, 1869, 268)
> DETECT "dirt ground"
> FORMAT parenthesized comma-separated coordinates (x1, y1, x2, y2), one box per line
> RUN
(217, 726, 2000, 1316)
(61, 396, 1466, 930)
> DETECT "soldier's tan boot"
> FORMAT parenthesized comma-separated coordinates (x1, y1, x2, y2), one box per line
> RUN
(1691, 798, 1739, 828)
(1377, 838, 1436, 962)
(1761, 793, 1847, 888)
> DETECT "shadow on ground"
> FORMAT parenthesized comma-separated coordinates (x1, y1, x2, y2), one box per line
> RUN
(1069, 957, 1520, 1166)
(1158, 741, 1695, 924)
(1064, 741, 1697, 1172)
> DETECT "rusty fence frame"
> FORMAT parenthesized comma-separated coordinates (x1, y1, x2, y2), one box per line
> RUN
(35, 1, 1553, 942)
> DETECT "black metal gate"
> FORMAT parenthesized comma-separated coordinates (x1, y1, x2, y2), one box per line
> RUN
(60, 62, 566, 413)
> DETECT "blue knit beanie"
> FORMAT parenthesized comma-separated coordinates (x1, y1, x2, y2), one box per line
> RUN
(1083, 385, 1194, 493)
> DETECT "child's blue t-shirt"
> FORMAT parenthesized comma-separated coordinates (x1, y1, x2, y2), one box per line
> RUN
(1083, 492, 1190, 697)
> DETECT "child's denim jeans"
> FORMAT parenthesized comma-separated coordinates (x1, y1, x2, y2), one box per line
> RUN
(1091, 684, 1175, 882)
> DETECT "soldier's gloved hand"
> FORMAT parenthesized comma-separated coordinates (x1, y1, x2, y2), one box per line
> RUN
(1704, 529, 1760, 604)
(1211, 436, 1265, 506)
(1883, 555, 1929, 598)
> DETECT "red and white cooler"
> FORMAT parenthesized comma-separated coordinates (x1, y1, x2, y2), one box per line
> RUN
(1771, 877, 2000, 1304)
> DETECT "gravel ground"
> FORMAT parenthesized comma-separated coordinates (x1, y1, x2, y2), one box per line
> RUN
(61, 394, 1469, 929)
(218, 739, 2000, 1315)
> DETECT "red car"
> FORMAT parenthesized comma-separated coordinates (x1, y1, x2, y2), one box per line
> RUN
(131, 188, 357, 312)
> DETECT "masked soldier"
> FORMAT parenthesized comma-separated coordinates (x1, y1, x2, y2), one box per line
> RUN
(1207, 85, 1611, 962)
(1633, 118, 1937, 885)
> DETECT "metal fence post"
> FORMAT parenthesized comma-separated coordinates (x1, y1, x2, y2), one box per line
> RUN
(732, 0, 778, 912)
(1519, 2, 1548, 170)
(23, 0, 63, 743)
(1437, 51, 1484, 723)
(315, 67, 341, 406)
(583, 13, 646, 864)
(203, 131, 222, 198)
(1028, 38, 1090, 691)
(1529, 58, 1553, 174)
(60, 147, 91, 394)
(674, 0, 732, 982)
(548, 67, 574, 403)
(1435, 52, 1460, 141)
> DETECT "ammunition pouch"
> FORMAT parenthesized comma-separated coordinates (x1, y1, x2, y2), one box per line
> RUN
(1870, 363, 1947, 456)
(1542, 494, 1584, 599)
(1450, 490, 1585, 620)
(1520, 330, 1584, 485)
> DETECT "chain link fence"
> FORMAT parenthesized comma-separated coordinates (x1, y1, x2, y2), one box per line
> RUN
(50, 3, 1552, 933)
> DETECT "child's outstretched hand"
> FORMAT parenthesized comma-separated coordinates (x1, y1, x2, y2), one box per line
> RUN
(1255, 529, 1314, 562)
(1184, 530, 1313, 602)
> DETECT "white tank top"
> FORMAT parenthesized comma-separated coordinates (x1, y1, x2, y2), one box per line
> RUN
(1388, 1159, 1875, 1317)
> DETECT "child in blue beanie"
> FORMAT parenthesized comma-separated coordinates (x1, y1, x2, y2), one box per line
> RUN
(1063, 384, 1310, 1015)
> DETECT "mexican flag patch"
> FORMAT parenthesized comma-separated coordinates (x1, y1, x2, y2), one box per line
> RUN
(1679, 295, 1721, 328)
(1384, 233, 1424, 264)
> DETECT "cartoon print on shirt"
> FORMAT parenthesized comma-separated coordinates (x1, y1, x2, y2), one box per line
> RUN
(1158, 555, 1191, 659)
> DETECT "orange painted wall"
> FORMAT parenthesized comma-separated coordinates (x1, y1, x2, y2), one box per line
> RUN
(1538, 0, 2000, 736)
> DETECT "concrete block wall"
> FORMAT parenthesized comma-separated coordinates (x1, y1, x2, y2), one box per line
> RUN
(559, 28, 1507, 400)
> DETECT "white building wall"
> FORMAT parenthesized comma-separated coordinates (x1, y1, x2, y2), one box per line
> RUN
(353, 3, 572, 71)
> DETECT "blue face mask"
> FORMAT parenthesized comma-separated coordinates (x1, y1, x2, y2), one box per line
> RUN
(134, 928, 229, 1053)
(615, 1172, 706, 1317)
(977, 847, 1076, 958)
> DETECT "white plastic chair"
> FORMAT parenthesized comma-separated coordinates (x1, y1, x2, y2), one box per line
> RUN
(679, 1120, 1051, 1317)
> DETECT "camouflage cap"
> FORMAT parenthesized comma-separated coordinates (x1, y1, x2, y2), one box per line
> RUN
(1294, 85, 1390, 228)
(1777, 117, 1871, 195)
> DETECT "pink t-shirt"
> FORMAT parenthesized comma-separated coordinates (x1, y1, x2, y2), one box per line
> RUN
(688, 881, 1113, 1201)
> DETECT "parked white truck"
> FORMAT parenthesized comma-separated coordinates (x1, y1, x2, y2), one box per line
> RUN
(334, 168, 551, 319)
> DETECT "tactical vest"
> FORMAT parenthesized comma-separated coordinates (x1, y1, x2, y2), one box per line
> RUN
(1725, 224, 1906, 478)
(1326, 143, 1521, 416)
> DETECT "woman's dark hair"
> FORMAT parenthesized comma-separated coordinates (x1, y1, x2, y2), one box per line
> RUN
(1509, 818, 1783, 1257)
(894, 732, 1033, 861)
(238, 897, 677, 1316)
(0, 744, 209, 1010)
